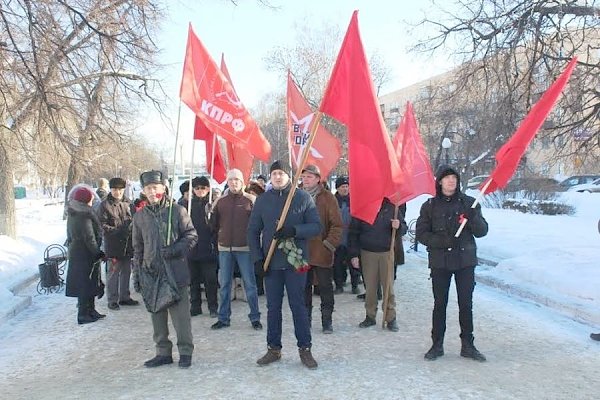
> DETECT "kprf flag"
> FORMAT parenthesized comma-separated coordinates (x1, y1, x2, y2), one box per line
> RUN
(220, 54, 254, 183)
(193, 116, 227, 184)
(319, 11, 403, 224)
(482, 57, 578, 194)
(392, 102, 435, 204)
(287, 72, 341, 179)
(179, 24, 271, 161)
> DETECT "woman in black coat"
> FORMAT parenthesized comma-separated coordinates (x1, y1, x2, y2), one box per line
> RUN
(65, 186, 105, 324)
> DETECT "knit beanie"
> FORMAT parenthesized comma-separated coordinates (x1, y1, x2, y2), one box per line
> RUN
(269, 160, 291, 177)
(73, 187, 93, 204)
(226, 168, 245, 184)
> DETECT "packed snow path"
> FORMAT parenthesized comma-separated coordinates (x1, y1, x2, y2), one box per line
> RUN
(0, 254, 598, 399)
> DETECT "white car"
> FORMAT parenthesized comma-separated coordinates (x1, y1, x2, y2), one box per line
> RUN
(567, 178, 600, 193)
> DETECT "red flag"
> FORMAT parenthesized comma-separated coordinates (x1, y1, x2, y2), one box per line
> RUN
(287, 72, 342, 179)
(220, 54, 254, 182)
(319, 11, 403, 224)
(482, 57, 578, 194)
(392, 102, 436, 204)
(179, 25, 271, 161)
(194, 117, 227, 183)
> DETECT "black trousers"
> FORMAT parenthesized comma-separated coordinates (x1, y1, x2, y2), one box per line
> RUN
(189, 260, 218, 313)
(304, 266, 334, 319)
(430, 266, 475, 342)
(333, 246, 360, 289)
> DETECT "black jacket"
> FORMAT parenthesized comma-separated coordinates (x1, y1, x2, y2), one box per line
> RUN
(415, 165, 488, 271)
(97, 194, 133, 258)
(65, 201, 103, 298)
(188, 195, 217, 262)
(348, 199, 407, 260)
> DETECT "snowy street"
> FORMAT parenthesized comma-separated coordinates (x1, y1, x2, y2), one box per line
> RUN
(1, 253, 598, 400)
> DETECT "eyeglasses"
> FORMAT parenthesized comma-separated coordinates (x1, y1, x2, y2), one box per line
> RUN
(194, 186, 208, 190)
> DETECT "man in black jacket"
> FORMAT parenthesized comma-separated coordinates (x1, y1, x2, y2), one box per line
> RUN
(416, 165, 489, 362)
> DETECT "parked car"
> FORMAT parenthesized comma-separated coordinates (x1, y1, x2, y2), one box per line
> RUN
(567, 178, 600, 193)
(558, 175, 600, 190)
(505, 177, 561, 192)
(466, 175, 490, 189)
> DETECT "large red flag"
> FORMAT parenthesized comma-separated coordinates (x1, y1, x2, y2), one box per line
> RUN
(287, 72, 341, 179)
(319, 11, 403, 224)
(179, 25, 271, 161)
(220, 54, 254, 182)
(194, 116, 227, 183)
(392, 102, 436, 204)
(482, 57, 578, 194)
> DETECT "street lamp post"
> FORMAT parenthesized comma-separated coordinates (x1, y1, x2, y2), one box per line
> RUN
(441, 137, 452, 165)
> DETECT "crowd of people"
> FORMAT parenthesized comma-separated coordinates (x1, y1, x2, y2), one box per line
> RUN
(64, 161, 493, 370)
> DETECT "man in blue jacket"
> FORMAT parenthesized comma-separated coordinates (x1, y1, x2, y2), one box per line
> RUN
(248, 160, 322, 369)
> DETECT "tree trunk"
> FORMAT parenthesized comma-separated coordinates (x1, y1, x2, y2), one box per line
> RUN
(63, 148, 86, 219)
(0, 139, 17, 238)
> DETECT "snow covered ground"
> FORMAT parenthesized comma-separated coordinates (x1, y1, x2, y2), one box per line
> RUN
(0, 191, 598, 398)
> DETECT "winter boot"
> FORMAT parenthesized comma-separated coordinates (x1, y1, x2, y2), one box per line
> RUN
(424, 340, 444, 361)
(256, 347, 281, 366)
(144, 355, 173, 368)
(460, 336, 486, 362)
(298, 347, 318, 369)
(178, 355, 192, 369)
(88, 298, 106, 320)
(590, 333, 600, 341)
(334, 285, 344, 294)
(322, 313, 333, 334)
(77, 299, 96, 325)
(190, 304, 202, 317)
(358, 316, 376, 328)
(386, 319, 399, 332)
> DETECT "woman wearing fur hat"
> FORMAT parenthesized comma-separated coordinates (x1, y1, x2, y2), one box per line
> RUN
(65, 185, 106, 324)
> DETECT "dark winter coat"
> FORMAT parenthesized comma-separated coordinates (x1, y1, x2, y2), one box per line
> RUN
(307, 186, 343, 268)
(65, 200, 103, 298)
(188, 194, 217, 262)
(348, 199, 407, 265)
(132, 197, 198, 288)
(335, 192, 351, 247)
(415, 165, 488, 271)
(97, 193, 133, 258)
(248, 183, 321, 271)
(211, 190, 255, 251)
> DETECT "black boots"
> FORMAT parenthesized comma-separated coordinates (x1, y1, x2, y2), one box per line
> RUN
(256, 347, 282, 366)
(358, 316, 376, 328)
(88, 298, 106, 320)
(322, 313, 333, 334)
(424, 340, 444, 361)
(460, 336, 486, 362)
(144, 355, 174, 368)
(178, 355, 192, 369)
(77, 298, 97, 325)
(590, 333, 600, 341)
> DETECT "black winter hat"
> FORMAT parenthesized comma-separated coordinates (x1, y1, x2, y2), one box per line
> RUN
(192, 176, 210, 188)
(335, 176, 349, 189)
(109, 177, 126, 189)
(179, 180, 191, 195)
(269, 160, 291, 176)
(140, 170, 163, 187)
(256, 174, 267, 182)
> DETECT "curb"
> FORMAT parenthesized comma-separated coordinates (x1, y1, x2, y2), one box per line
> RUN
(0, 272, 40, 326)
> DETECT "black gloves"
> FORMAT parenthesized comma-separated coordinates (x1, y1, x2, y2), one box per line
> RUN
(273, 226, 296, 240)
(161, 245, 181, 260)
(95, 251, 106, 262)
(133, 273, 141, 293)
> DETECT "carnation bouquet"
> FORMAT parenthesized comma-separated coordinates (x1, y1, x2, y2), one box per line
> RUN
(277, 238, 310, 273)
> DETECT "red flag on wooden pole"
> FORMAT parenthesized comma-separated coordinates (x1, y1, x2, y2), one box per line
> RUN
(319, 11, 402, 224)
(482, 57, 578, 194)
(287, 72, 341, 179)
(392, 102, 436, 204)
(179, 24, 271, 161)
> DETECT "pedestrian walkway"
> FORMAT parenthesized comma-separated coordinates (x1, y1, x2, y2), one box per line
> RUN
(0, 254, 598, 399)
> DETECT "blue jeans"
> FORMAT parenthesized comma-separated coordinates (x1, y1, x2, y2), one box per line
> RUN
(265, 268, 311, 349)
(217, 251, 260, 324)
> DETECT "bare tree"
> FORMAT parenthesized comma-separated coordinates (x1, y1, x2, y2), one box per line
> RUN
(0, 0, 166, 236)
(412, 0, 600, 174)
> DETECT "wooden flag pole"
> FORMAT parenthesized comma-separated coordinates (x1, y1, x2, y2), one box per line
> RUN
(166, 101, 183, 246)
(209, 133, 217, 205)
(187, 140, 195, 216)
(381, 204, 399, 329)
(454, 178, 492, 237)
(263, 112, 323, 272)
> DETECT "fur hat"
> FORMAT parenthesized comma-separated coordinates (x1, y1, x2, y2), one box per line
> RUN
(301, 164, 321, 178)
(109, 177, 126, 189)
(269, 160, 291, 177)
(226, 168, 244, 183)
(335, 176, 349, 189)
(140, 170, 163, 187)
(179, 180, 190, 195)
(73, 187, 93, 204)
(192, 176, 210, 188)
